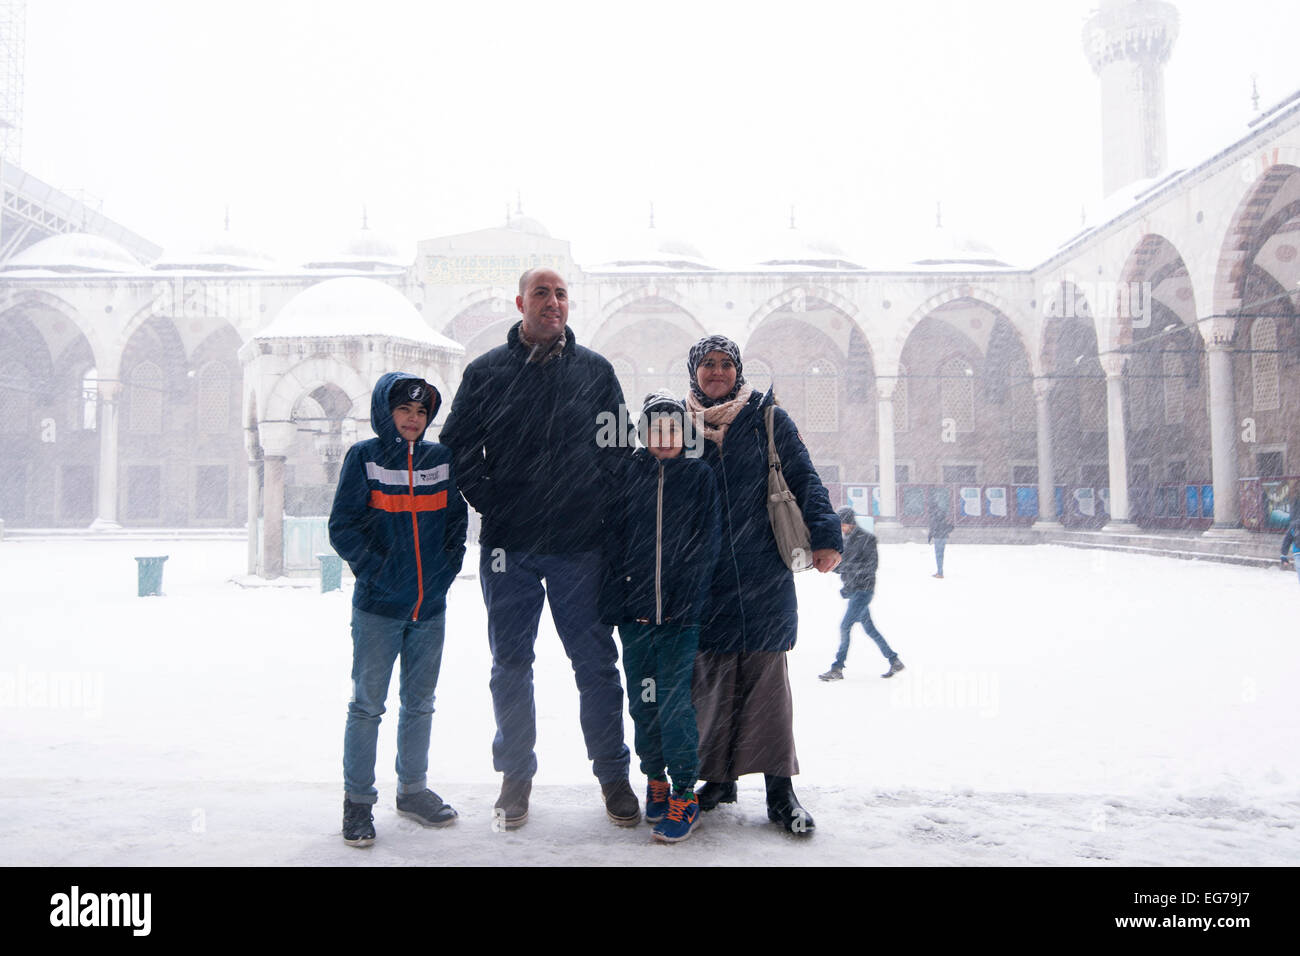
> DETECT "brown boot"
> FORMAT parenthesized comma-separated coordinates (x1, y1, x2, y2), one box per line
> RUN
(600, 778, 641, 827)
(494, 776, 531, 830)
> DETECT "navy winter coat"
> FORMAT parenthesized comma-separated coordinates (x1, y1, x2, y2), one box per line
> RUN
(698, 388, 842, 654)
(438, 322, 628, 554)
(836, 525, 878, 594)
(599, 448, 722, 627)
(328, 372, 468, 621)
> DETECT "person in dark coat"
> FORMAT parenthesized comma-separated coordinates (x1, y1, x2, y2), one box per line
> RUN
(820, 507, 903, 681)
(927, 501, 954, 578)
(683, 335, 842, 835)
(438, 268, 637, 830)
(1281, 512, 1300, 587)
(600, 389, 721, 843)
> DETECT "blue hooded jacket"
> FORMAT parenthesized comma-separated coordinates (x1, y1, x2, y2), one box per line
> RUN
(328, 372, 468, 621)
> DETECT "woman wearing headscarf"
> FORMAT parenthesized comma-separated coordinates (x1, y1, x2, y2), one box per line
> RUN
(684, 335, 842, 835)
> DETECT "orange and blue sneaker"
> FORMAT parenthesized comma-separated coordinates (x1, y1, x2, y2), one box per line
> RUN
(645, 776, 671, 824)
(652, 789, 699, 843)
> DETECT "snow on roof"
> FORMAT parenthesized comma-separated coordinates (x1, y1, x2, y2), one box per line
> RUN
(3, 232, 144, 273)
(755, 227, 865, 270)
(908, 225, 1014, 268)
(594, 227, 715, 271)
(154, 229, 282, 272)
(258, 277, 462, 350)
(302, 225, 409, 271)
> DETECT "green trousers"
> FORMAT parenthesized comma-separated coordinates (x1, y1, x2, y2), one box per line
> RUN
(618, 622, 700, 793)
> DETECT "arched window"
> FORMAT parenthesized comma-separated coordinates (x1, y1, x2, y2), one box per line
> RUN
(804, 360, 838, 432)
(1010, 355, 1034, 432)
(939, 357, 974, 432)
(0, 360, 30, 434)
(745, 358, 773, 396)
(1252, 318, 1279, 411)
(129, 361, 163, 434)
(893, 364, 909, 433)
(1162, 350, 1184, 424)
(197, 361, 230, 434)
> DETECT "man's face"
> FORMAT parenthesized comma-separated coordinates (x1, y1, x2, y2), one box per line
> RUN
(516, 269, 569, 342)
(841, 522, 855, 537)
(391, 402, 428, 442)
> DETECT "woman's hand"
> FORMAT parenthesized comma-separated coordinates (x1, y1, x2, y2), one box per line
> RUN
(812, 548, 841, 573)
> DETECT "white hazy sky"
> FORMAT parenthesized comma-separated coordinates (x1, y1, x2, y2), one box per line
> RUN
(20, 0, 1299, 269)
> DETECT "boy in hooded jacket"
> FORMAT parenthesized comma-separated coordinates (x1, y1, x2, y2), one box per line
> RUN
(600, 390, 721, 843)
(328, 372, 468, 847)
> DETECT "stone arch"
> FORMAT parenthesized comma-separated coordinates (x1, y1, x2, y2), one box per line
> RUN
(589, 285, 707, 351)
(1213, 156, 1300, 318)
(742, 284, 861, 339)
(891, 286, 1031, 378)
(262, 356, 373, 424)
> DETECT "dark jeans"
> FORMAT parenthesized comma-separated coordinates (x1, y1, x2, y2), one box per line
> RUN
(480, 548, 630, 784)
(934, 537, 947, 574)
(835, 590, 895, 668)
(618, 622, 699, 793)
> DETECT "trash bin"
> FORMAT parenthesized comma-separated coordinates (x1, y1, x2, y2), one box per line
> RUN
(135, 555, 169, 597)
(317, 553, 342, 593)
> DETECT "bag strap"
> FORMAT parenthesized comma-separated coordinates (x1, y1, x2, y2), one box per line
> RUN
(765, 404, 781, 470)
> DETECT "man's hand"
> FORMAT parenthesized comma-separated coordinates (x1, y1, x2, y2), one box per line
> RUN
(812, 548, 841, 573)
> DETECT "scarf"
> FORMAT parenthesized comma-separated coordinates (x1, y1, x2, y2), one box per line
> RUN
(687, 385, 754, 448)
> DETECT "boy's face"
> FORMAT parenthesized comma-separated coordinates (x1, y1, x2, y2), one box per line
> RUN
(647, 416, 683, 460)
(392, 402, 428, 442)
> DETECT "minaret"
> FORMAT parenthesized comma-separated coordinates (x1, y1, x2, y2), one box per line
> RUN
(1082, 0, 1179, 197)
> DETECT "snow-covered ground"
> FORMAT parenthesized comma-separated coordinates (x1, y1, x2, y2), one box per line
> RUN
(2, 536, 1297, 866)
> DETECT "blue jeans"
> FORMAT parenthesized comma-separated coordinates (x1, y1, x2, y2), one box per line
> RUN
(619, 622, 699, 793)
(480, 548, 630, 784)
(934, 538, 947, 575)
(835, 590, 895, 668)
(343, 606, 447, 804)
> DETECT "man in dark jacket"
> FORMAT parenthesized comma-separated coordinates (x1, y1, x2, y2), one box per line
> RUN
(1281, 513, 1300, 586)
(820, 507, 904, 680)
(438, 268, 636, 829)
(928, 502, 954, 578)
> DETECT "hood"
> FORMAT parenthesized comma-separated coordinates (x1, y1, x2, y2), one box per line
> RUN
(369, 371, 441, 446)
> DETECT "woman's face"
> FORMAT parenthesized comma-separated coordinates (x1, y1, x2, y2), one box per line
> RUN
(696, 350, 738, 400)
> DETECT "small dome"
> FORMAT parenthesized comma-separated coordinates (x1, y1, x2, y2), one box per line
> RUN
(597, 227, 713, 270)
(910, 226, 1011, 268)
(756, 227, 863, 270)
(154, 228, 277, 272)
(303, 225, 409, 271)
(3, 232, 143, 273)
(259, 277, 462, 351)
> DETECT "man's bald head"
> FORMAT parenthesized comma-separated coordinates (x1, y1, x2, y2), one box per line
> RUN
(516, 268, 569, 343)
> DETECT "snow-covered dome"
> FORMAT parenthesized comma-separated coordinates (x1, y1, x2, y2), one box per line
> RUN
(154, 228, 278, 272)
(506, 214, 551, 238)
(756, 227, 864, 270)
(259, 277, 461, 351)
(303, 224, 409, 271)
(597, 227, 714, 271)
(2, 232, 143, 273)
(910, 226, 1012, 268)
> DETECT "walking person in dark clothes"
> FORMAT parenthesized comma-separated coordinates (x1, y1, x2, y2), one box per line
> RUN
(820, 507, 904, 681)
(438, 268, 637, 830)
(1281, 511, 1300, 587)
(928, 501, 953, 578)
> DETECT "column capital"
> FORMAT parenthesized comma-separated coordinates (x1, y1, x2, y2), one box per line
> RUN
(1201, 314, 1237, 350)
(97, 380, 123, 403)
(1098, 353, 1128, 378)
(874, 376, 897, 401)
(257, 421, 297, 457)
(1031, 376, 1053, 401)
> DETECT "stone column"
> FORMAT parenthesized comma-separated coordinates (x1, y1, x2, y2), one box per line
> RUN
(1205, 336, 1243, 534)
(257, 422, 296, 578)
(89, 380, 122, 531)
(245, 428, 263, 576)
(1032, 376, 1062, 530)
(1100, 353, 1136, 529)
(875, 376, 898, 522)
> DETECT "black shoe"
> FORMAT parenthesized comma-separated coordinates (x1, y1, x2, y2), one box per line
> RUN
(396, 788, 458, 828)
(601, 778, 641, 827)
(819, 666, 844, 681)
(765, 775, 815, 836)
(342, 797, 376, 847)
(881, 657, 905, 679)
(696, 780, 738, 812)
(494, 776, 531, 830)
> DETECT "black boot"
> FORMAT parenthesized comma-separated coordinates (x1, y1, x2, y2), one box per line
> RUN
(696, 780, 738, 812)
(765, 775, 814, 836)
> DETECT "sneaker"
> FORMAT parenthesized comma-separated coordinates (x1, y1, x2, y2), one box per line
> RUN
(652, 790, 700, 843)
(818, 666, 844, 681)
(494, 776, 531, 830)
(932, 573, 944, 579)
(645, 776, 671, 823)
(696, 780, 738, 811)
(342, 797, 375, 847)
(601, 778, 641, 827)
(396, 788, 458, 828)
(881, 657, 905, 679)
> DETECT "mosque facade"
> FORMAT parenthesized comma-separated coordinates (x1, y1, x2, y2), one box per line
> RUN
(1, 1, 1297, 573)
